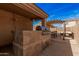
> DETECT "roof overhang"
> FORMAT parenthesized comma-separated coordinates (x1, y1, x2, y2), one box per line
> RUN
(0, 3, 48, 19)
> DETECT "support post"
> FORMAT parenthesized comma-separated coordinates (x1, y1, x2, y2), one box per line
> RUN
(63, 22, 66, 40)
(42, 19, 45, 26)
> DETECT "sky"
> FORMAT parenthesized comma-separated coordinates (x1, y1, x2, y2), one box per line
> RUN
(33, 3, 79, 27)
(35, 3, 79, 21)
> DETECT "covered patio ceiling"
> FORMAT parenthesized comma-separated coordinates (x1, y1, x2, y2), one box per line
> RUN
(0, 3, 48, 19)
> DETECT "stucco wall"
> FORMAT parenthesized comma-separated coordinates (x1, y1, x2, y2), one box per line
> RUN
(73, 26, 79, 44)
(66, 25, 79, 44)
(13, 31, 51, 56)
(0, 9, 13, 46)
(15, 14, 32, 31)
(0, 9, 32, 46)
(66, 20, 79, 43)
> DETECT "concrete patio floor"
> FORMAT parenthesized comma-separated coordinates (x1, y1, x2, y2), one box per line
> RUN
(0, 34, 79, 56)
(40, 36, 79, 56)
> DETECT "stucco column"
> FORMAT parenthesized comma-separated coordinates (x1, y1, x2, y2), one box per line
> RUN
(42, 19, 45, 26)
(63, 22, 66, 40)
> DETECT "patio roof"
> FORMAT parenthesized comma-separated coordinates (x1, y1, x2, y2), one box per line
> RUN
(0, 3, 48, 19)
(47, 20, 65, 24)
(46, 20, 65, 28)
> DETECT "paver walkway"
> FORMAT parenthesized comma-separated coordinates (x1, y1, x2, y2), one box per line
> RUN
(40, 36, 79, 56)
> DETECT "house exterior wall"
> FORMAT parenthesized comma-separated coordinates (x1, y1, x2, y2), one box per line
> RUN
(0, 9, 32, 46)
(0, 9, 13, 46)
(15, 14, 32, 31)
